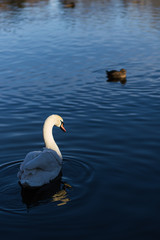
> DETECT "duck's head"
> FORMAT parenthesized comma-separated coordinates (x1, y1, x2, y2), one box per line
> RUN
(120, 69, 126, 74)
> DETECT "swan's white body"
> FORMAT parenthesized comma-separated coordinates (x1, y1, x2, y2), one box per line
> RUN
(17, 115, 66, 188)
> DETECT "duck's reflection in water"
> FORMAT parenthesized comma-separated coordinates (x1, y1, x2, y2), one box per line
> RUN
(107, 78, 127, 85)
(20, 172, 71, 208)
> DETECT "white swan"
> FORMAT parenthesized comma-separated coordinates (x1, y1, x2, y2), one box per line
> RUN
(17, 114, 66, 188)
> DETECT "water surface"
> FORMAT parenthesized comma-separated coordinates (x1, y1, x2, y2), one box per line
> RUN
(0, 0, 160, 239)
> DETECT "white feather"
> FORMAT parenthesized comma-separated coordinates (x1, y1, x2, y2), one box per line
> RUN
(17, 115, 65, 187)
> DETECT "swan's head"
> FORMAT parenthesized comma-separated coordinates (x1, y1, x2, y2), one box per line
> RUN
(54, 115, 66, 132)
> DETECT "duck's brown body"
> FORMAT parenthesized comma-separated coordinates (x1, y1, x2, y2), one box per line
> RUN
(106, 69, 126, 80)
(63, 1, 75, 8)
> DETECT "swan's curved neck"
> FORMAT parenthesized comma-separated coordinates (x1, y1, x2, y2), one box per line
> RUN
(43, 117, 62, 159)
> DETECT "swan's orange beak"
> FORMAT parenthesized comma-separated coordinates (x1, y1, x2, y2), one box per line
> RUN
(60, 122, 66, 132)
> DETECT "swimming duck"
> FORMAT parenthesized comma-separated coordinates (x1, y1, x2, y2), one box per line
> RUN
(63, 1, 75, 8)
(17, 114, 66, 188)
(106, 69, 127, 80)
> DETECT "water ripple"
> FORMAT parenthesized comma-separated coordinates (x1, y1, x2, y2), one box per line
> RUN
(0, 155, 95, 215)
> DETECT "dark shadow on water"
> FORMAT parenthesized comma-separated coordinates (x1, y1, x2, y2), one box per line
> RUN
(20, 171, 71, 209)
(0, 0, 49, 10)
(0, 0, 25, 9)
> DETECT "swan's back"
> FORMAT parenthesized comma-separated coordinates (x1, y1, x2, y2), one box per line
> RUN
(18, 148, 62, 187)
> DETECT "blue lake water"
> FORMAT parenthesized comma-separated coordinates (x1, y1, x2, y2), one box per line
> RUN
(0, 0, 160, 239)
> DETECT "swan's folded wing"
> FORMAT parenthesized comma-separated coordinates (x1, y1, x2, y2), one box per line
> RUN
(24, 149, 62, 171)
(20, 151, 41, 171)
(25, 151, 42, 161)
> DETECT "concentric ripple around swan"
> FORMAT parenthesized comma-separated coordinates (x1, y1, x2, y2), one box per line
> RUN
(62, 155, 95, 201)
(0, 160, 26, 214)
(0, 156, 94, 214)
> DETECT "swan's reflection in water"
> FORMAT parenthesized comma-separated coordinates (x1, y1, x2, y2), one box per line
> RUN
(52, 188, 70, 206)
(20, 172, 71, 208)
